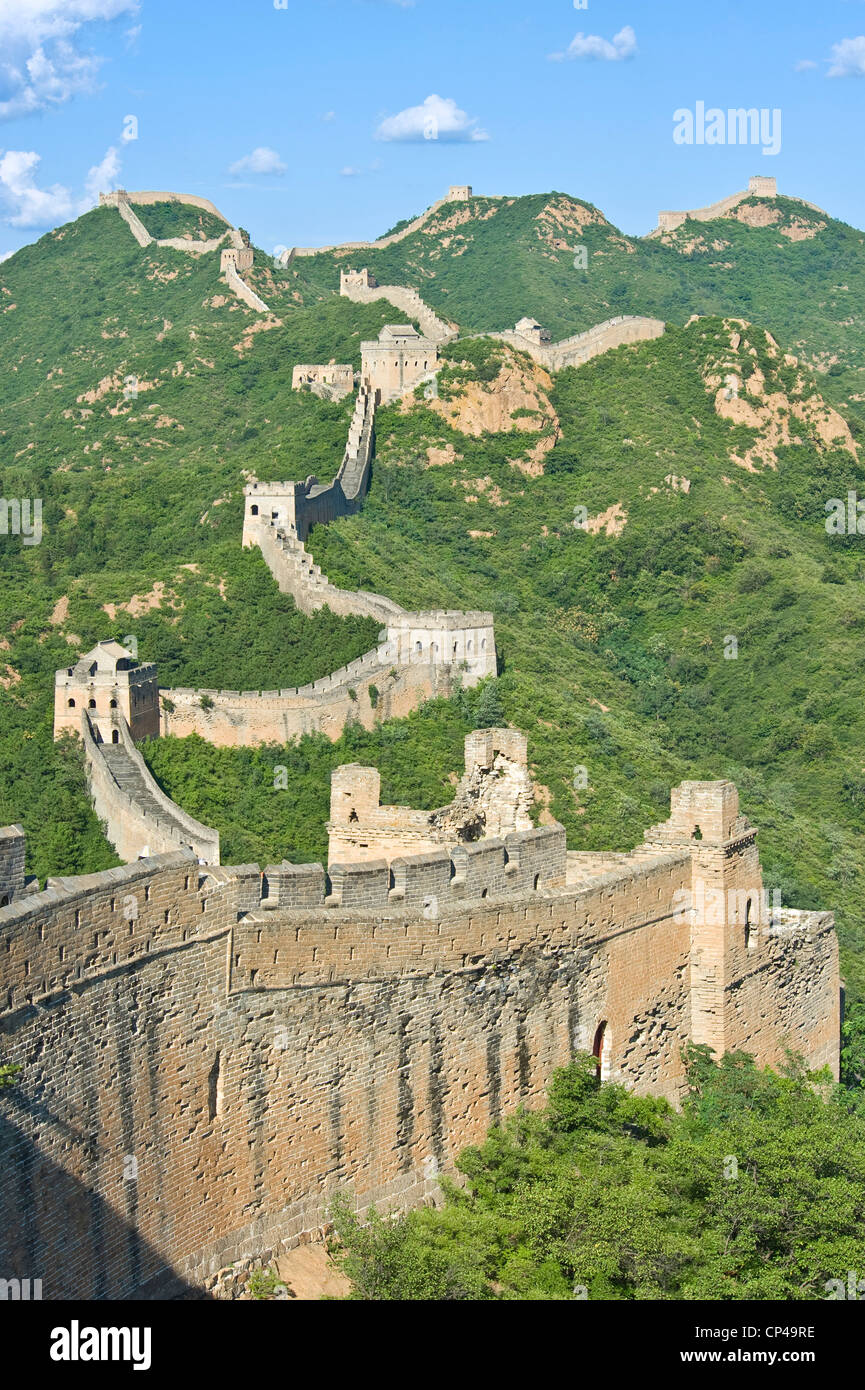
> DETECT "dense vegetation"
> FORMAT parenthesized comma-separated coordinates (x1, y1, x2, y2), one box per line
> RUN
(330, 1048, 865, 1300)
(301, 324, 865, 992)
(0, 207, 403, 880)
(129, 199, 230, 243)
(2, 185, 864, 1308)
(2, 191, 865, 1006)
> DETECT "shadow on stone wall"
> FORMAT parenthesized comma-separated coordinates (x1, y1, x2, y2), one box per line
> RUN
(0, 1101, 201, 1301)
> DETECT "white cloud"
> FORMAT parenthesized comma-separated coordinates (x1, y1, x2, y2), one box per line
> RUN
(83, 143, 120, 204)
(0, 249, 14, 262)
(375, 93, 488, 143)
(827, 36, 865, 78)
(0, 142, 121, 227)
(550, 25, 637, 62)
(228, 146, 287, 176)
(322, 110, 336, 122)
(340, 166, 360, 177)
(795, 59, 817, 72)
(0, 1, 139, 119)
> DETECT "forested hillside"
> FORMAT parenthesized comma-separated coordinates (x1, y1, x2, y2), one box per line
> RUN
(2, 188, 865, 1001)
(280, 190, 865, 427)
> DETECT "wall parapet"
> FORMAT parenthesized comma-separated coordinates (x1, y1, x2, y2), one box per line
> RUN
(279, 186, 496, 263)
(341, 277, 458, 345)
(0, 825, 26, 905)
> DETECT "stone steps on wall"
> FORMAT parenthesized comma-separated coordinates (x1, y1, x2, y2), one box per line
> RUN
(101, 745, 194, 841)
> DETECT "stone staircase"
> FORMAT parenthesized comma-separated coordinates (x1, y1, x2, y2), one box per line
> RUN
(100, 743, 196, 845)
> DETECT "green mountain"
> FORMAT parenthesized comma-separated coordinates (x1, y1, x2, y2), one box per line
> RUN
(285, 189, 865, 427)
(2, 188, 865, 997)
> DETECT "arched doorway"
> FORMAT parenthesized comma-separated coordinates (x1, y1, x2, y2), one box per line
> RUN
(745, 897, 755, 949)
(592, 1021, 610, 1081)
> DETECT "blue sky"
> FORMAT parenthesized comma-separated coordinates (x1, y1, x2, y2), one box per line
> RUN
(1, 0, 864, 260)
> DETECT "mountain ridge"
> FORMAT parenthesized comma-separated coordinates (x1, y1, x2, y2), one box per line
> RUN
(2, 183, 865, 998)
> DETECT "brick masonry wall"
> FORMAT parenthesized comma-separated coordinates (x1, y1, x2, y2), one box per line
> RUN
(490, 316, 666, 371)
(84, 715, 219, 863)
(0, 828, 839, 1299)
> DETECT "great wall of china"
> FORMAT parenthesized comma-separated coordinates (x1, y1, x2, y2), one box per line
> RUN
(0, 177, 841, 1300)
(72, 184, 670, 867)
(99, 190, 271, 312)
(278, 183, 481, 263)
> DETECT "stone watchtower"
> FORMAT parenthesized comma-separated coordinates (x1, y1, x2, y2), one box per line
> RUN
(340, 268, 379, 294)
(643, 781, 764, 1057)
(748, 175, 777, 197)
(54, 641, 160, 745)
(360, 325, 440, 404)
(327, 728, 534, 866)
(221, 247, 254, 275)
(447, 186, 473, 202)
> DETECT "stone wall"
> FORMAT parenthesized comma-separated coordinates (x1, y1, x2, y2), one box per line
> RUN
(244, 386, 376, 549)
(341, 278, 458, 344)
(222, 262, 270, 314)
(361, 326, 442, 404)
(99, 194, 152, 247)
(281, 186, 492, 263)
(489, 315, 666, 371)
(328, 729, 536, 864)
(161, 612, 496, 746)
(161, 651, 455, 746)
(101, 189, 234, 222)
(100, 191, 258, 309)
(0, 825, 25, 906)
(0, 788, 838, 1299)
(292, 364, 354, 401)
(651, 177, 826, 236)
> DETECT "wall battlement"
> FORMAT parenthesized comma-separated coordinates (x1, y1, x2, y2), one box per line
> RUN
(360, 323, 443, 404)
(0, 825, 25, 907)
(341, 273, 458, 347)
(100, 190, 267, 310)
(161, 613, 496, 745)
(280, 185, 488, 263)
(83, 712, 220, 864)
(328, 729, 534, 864)
(292, 363, 354, 401)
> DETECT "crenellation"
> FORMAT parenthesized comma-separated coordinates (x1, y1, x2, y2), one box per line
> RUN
(360, 323, 442, 404)
(0, 771, 835, 1299)
(651, 176, 826, 236)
